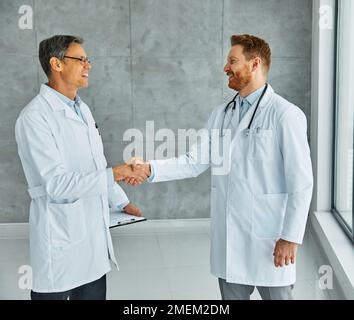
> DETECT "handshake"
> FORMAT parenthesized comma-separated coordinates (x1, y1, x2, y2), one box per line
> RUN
(112, 157, 151, 186)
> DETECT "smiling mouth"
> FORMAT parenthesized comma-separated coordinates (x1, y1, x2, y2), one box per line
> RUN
(82, 74, 89, 78)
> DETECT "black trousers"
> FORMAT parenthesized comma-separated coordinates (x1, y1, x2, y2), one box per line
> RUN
(30, 274, 106, 300)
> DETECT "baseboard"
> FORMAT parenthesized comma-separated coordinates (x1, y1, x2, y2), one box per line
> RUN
(0, 219, 211, 239)
(0, 223, 29, 239)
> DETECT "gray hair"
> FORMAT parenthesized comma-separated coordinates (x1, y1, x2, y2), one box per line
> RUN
(39, 35, 84, 77)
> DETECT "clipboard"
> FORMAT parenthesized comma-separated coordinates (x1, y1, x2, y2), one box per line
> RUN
(109, 211, 147, 229)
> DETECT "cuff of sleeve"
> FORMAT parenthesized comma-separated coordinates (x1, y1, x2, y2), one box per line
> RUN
(117, 200, 130, 211)
(147, 162, 155, 182)
(106, 168, 115, 188)
(108, 182, 129, 211)
(280, 235, 303, 245)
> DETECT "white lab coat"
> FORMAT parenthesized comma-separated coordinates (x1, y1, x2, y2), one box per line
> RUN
(15, 84, 128, 292)
(149, 85, 313, 286)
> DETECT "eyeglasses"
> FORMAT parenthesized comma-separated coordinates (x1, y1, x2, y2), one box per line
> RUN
(63, 55, 91, 65)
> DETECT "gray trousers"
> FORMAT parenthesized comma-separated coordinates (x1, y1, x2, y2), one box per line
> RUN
(218, 278, 294, 300)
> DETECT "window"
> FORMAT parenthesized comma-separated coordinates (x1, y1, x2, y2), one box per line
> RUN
(333, 0, 354, 243)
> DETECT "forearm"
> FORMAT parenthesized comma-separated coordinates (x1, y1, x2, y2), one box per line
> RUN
(108, 181, 130, 211)
(45, 169, 108, 202)
(149, 157, 209, 183)
(280, 185, 313, 244)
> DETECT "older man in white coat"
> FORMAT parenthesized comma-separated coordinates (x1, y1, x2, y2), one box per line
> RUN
(15, 35, 148, 299)
(129, 34, 313, 300)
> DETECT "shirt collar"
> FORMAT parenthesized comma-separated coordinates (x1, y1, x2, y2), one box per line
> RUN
(45, 84, 81, 108)
(240, 84, 266, 106)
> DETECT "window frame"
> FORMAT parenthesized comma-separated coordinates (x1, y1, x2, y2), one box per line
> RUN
(332, 0, 354, 244)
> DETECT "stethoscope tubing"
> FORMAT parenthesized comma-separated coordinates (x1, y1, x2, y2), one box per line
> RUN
(220, 83, 268, 137)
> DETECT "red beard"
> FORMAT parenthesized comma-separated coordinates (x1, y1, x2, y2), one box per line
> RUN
(228, 69, 252, 92)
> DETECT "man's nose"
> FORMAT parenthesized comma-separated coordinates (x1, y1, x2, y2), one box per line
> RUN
(224, 63, 230, 73)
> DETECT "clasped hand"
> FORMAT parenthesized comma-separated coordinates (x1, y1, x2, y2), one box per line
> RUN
(112, 157, 150, 186)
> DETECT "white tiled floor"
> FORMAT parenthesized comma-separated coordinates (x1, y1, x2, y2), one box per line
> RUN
(0, 221, 338, 300)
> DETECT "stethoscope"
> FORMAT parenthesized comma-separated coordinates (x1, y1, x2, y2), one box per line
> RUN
(220, 83, 268, 137)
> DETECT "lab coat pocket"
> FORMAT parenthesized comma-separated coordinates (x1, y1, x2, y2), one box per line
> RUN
(252, 193, 287, 239)
(48, 198, 86, 247)
(250, 129, 274, 160)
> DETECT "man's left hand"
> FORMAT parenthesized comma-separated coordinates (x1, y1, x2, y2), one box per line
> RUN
(123, 202, 142, 217)
(273, 239, 298, 268)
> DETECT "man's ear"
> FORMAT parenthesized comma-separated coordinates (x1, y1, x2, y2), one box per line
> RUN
(252, 57, 262, 72)
(49, 57, 62, 73)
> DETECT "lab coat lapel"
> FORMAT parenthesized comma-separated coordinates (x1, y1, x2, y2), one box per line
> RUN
(39, 84, 86, 125)
(79, 102, 102, 169)
(63, 106, 86, 124)
(252, 84, 275, 124)
(231, 84, 275, 146)
(79, 102, 97, 136)
(225, 103, 239, 135)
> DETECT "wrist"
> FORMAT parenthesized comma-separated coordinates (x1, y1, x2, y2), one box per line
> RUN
(113, 164, 127, 181)
(280, 238, 298, 247)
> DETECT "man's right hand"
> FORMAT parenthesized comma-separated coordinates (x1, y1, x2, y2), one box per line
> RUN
(124, 157, 151, 186)
(112, 163, 148, 185)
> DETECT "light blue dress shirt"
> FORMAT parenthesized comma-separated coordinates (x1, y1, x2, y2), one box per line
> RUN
(45, 85, 128, 210)
(238, 85, 266, 123)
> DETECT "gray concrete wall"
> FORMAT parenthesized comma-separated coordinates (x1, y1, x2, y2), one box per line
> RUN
(0, 0, 312, 222)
